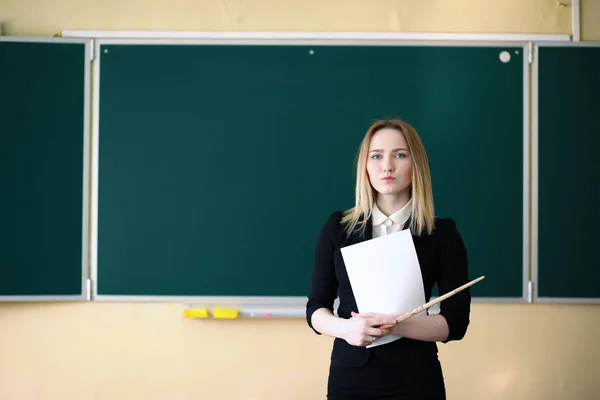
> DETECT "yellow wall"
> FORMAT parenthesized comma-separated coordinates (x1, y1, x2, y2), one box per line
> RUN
(1, 303, 599, 399)
(1, 1, 599, 399)
(0, 0, 594, 38)
(582, 0, 600, 39)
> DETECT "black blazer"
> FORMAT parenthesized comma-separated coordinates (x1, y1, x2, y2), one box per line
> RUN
(306, 211, 471, 368)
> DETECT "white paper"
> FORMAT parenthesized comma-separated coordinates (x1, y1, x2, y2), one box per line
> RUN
(340, 229, 426, 348)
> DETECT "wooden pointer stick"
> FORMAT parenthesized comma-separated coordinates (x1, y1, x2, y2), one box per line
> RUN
(380, 276, 485, 329)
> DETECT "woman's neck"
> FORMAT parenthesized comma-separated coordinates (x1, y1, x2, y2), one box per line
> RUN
(376, 193, 411, 216)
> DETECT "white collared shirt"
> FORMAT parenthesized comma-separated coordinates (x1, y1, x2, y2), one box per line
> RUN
(371, 199, 412, 238)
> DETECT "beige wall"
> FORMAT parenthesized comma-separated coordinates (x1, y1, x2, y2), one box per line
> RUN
(0, 0, 593, 38)
(582, 0, 600, 39)
(1, 1, 599, 399)
(1, 303, 599, 400)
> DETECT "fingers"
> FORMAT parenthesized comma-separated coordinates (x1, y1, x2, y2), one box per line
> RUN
(351, 311, 375, 318)
(348, 312, 394, 347)
(356, 335, 377, 347)
(366, 327, 391, 338)
(379, 316, 398, 326)
(369, 316, 397, 328)
(361, 333, 393, 347)
(351, 312, 396, 327)
(362, 336, 377, 346)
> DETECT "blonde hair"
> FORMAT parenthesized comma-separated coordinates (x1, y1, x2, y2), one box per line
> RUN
(341, 119, 435, 236)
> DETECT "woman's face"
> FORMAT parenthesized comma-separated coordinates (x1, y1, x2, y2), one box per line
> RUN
(366, 128, 412, 198)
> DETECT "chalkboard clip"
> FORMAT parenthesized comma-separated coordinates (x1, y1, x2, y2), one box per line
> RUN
(90, 39, 95, 61)
(86, 278, 92, 301)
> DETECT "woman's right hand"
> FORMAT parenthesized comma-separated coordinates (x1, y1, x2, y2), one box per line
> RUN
(341, 312, 397, 347)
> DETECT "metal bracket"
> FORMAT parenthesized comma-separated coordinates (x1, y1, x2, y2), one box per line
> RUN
(87, 278, 93, 300)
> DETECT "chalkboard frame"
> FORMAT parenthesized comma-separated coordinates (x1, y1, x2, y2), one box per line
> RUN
(0, 36, 92, 301)
(90, 38, 532, 310)
(532, 41, 600, 304)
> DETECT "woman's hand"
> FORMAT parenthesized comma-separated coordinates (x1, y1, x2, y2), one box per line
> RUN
(341, 312, 397, 347)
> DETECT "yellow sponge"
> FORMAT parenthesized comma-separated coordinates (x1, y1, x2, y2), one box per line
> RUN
(183, 308, 209, 318)
(212, 307, 240, 319)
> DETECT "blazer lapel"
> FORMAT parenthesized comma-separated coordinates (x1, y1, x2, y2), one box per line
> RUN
(340, 216, 373, 249)
(364, 217, 373, 241)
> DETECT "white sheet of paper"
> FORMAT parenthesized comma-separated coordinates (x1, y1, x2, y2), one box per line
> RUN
(340, 229, 426, 348)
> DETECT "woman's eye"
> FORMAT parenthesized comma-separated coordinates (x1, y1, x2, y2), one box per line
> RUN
(394, 153, 407, 159)
(371, 154, 382, 160)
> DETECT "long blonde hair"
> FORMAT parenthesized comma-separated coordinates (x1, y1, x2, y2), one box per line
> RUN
(341, 119, 435, 236)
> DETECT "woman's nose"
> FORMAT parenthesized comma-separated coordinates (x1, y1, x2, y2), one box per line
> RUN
(383, 158, 394, 172)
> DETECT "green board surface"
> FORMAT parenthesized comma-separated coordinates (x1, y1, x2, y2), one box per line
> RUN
(97, 43, 525, 299)
(537, 45, 600, 301)
(0, 40, 87, 298)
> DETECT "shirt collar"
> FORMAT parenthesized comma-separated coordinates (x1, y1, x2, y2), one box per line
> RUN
(372, 199, 412, 226)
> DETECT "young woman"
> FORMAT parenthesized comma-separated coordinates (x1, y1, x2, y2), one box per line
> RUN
(306, 119, 471, 399)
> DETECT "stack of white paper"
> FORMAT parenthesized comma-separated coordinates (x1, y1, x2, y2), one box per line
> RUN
(340, 229, 426, 348)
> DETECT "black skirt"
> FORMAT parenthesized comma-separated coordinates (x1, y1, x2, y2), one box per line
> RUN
(327, 351, 446, 400)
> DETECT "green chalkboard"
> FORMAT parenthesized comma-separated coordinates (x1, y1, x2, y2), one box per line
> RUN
(96, 42, 526, 300)
(0, 38, 90, 300)
(536, 44, 600, 302)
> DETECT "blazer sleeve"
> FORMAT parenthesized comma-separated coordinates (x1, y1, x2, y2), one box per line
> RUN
(305, 212, 341, 335)
(436, 217, 471, 343)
